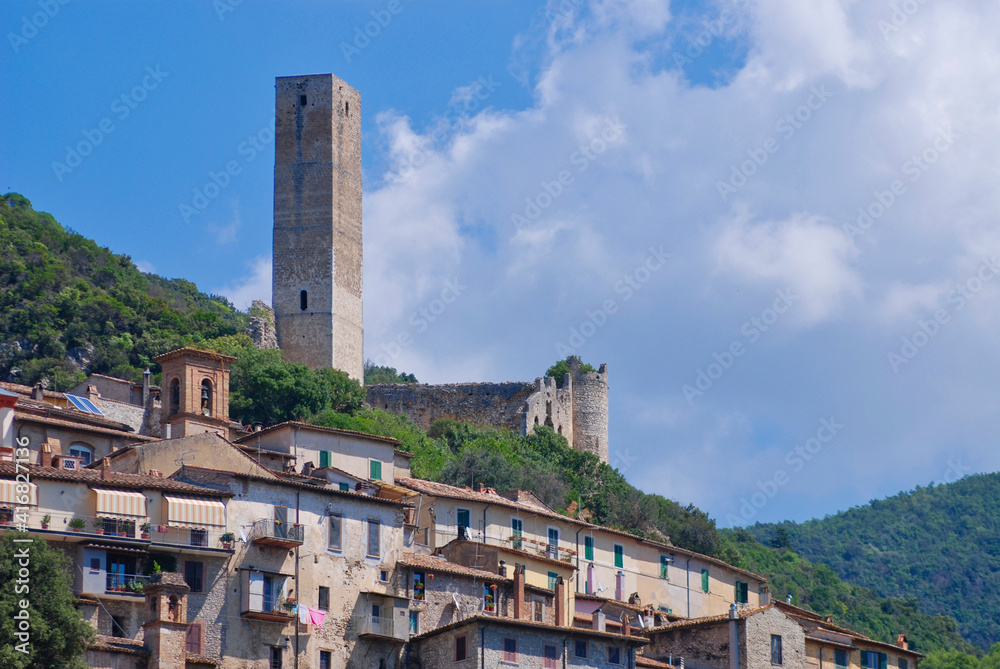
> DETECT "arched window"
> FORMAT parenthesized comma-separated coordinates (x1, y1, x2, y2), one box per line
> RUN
(300, 290, 308, 311)
(201, 380, 213, 417)
(169, 379, 180, 415)
(168, 596, 180, 622)
(68, 442, 93, 466)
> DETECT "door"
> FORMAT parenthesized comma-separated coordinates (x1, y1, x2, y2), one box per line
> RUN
(274, 506, 288, 538)
(248, 572, 265, 612)
(457, 509, 470, 540)
(511, 518, 523, 549)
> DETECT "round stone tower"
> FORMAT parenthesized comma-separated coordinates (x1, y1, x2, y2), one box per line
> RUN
(569, 357, 609, 463)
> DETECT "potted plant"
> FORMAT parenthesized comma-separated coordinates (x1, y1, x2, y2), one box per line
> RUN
(93, 518, 105, 535)
(69, 517, 86, 532)
(140, 522, 150, 539)
(219, 532, 235, 550)
(128, 579, 145, 595)
(41, 514, 51, 530)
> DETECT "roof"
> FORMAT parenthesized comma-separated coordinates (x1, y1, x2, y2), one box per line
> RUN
(87, 634, 148, 657)
(636, 656, 676, 668)
(642, 605, 774, 633)
(775, 602, 924, 658)
(176, 466, 409, 506)
(154, 347, 237, 364)
(398, 552, 510, 582)
(0, 462, 229, 496)
(234, 420, 405, 449)
(0, 380, 65, 400)
(14, 410, 157, 441)
(410, 614, 650, 644)
(399, 478, 766, 582)
(574, 592, 646, 612)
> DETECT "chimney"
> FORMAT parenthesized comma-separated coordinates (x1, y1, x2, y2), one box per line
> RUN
(824, 615, 834, 624)
(101, 457, 112, 480)
(615, 570, 624, 601)
(142, 368, 151, 405)
(149, 469, 162, 478)
(164, 423, 171, 439)
(555, 576, 566, 627)
(760, 585, 771, 606)
(513, 565, 525, 619)
(587, 562, 595, 595)
(729, 604, 738, 620)
(593, 609, 607, 633)
(623, 615, 632, 636)
(896, 634, 908, 650)
(498, 560, 507, 579)
(477, 483, 486, 493)
(86, 384, 100, 401)
(32, 383, 44, 401)
(40, 443, 53, 468)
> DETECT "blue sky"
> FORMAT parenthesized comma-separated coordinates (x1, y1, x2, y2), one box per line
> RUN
(4, 0, 1000, 528)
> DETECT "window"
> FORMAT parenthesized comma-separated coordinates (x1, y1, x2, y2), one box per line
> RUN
(90, 557, 101, 573)
(328, 514, 342, 550)
(548, 527, 559, 547)
(190, 528, 208, 547)
(379, 569, 389, 583)
(575, 640, 588, 658)
(319, 651, 332, 669)
(484, 583, 496, 613)
(371, 603, 382, 619)
(771, 635, 783, 665)
(533, 600, 543, 622)
(899, 660, 909, 669)
(835, 650, 848, 668)
(701, 568, 710, 592)
(300, 290, 308, 311)
(585, 535, 594, 561)
(68, 442, 94, 466)
(184, 561, 204, 593)
(457, 509, 470, 540)
(455, 635, 468, 661)
(608, 646, 621, 665)
(345, 101, 349, 116)
(200, 379, 212, 416)
(111, 615, 126, 638)
(413, 572, 426, 600)
(319, 451, 330, 468)
(0, 507, 13, 524)
(300, 94, 307, 105)
(339, 482, 350, 492)
(370, 459, 382, 481)
(270, 645, 283, 669)
(503, 638, 517, 662)
(660, 555, 670, 579)
(409, 611, 419, 634)
(861, 652, 888, 669)
(511, 517, 523, 549)
(544, 645, 558, 669)
(548, 572, 558, 590)
(318, 586, 329, 610)
(169, 378, 180, 415)
(614, 544, 624, 568)
(367, 519, 380, 557)
(736, 580, 749, 604)
(185, 621, 203, 654)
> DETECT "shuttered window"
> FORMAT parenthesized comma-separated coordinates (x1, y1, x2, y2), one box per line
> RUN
(585, 536, 594, 561)
(736, 581, 749, 604)
(614, 544, 624, 568)
(185, 621, 203, 655)
(701, 569, 710, 592)
(660, 555, 670, 579)
(319, 451, 330, 468)
(369, 460, 381, 481)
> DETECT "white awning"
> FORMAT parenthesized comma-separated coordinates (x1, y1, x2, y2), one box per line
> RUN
(0, 479, 37, 506)
(94, 489, 147, 519)
(163, 495, 226, 529)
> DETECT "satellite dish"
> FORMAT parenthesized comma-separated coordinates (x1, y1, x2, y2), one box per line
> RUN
(239, 528, 248, 543)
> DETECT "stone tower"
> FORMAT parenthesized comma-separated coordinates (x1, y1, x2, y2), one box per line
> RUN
(272, 73, 364, 382)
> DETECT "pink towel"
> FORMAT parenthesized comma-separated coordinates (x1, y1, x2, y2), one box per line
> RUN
(308, 607, 326, 626)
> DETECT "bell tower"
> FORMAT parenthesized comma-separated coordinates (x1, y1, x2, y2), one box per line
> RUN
(155, 347, 234, 438)
(272, 73, 364, 382)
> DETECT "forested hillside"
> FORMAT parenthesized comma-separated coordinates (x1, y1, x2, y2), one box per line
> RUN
(748, 474, 1000, 649)
(0, 193, 247, 388)
(3, 194, 981, 656)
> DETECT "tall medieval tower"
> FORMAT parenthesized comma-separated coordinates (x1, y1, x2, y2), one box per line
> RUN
(272, 74, 364, 382)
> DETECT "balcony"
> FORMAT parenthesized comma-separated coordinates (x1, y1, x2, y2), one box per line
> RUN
(502, 536, 576, 563)
(1, 511, 151, 543)
(105, 572, 151, 596)
(243, 595, 296, 622)
(356, 615, 406, 642)
(148, 525, 236, 553)
(249, 518, 304, 548)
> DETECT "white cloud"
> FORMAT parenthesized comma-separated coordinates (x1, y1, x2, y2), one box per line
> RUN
(217, 257, 271, 311)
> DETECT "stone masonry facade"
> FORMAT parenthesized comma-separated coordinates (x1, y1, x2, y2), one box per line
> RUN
(367, 357, 610, 462)
(273, 74, 364, 382)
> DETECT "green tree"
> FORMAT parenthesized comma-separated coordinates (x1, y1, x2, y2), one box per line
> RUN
(364, 362, 417, 384)
(922, 650, 981, 669)
(545, 357, 596, 387)
(0, 533, 94, 668)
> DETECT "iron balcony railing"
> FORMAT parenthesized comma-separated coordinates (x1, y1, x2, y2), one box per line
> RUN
(248, 518, 305, 545)
(106, 572, 151, 594)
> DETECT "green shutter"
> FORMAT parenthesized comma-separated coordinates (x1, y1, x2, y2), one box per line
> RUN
(370, 460, 382, 481)
(614, 545, 623, 568)
(701, 569, 710, 592)
(585, 536, 594, 561)
(548, 572, 557, 590)
(319, 451, 330, 468)
(660, 556, 669, 579)
(339, 482, 350, 492)
(879, 653, 887, 669)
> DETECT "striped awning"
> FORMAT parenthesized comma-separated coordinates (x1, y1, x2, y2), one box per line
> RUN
(94, 489, 147, 519)
(163, 495, 226, 529)
(0, 479, 37, 506)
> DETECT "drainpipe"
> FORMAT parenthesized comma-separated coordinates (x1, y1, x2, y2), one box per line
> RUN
(728, 604, 739, 669)
(686, 557, 692, 618)
(482, 503, 491, 544)
(480, 624, 486, 667)
(294, 487, 300, 669)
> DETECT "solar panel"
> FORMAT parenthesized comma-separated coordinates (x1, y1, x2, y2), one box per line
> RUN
(65, 393, 105, 416)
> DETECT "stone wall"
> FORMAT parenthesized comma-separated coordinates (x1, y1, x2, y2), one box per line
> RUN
(272, 74, 364, 382)
(645, 621, 732, 669)
(366, 358, 610, 463)
(743, 607, 805, 669)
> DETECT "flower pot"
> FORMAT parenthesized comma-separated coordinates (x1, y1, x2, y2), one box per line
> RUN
(141, 533, 149, 539)
(222, 542, 232, 550)
(41, 523, 49, 530)
(96, 529, 104, 535)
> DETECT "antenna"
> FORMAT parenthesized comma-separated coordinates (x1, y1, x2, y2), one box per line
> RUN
(173, 444, 197, 470)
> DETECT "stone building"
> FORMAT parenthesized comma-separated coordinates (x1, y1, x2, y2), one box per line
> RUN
(367, 356, 610, 462)
(272, 73, 364, 382)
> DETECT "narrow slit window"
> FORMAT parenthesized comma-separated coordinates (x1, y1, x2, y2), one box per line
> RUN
(300, 290, 308, 311)
(345, 101, 349, 116)
(300, 95, 307, 105)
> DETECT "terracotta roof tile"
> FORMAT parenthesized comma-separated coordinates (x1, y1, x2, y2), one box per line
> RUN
(87, 634, 148, 656)
(411, 614, 650, 644)
(0, 462, 228, 495)
(398, 552, 510, 582)
(642, 605, 774, 633)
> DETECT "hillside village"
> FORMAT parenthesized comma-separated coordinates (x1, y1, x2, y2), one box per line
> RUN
(0, 74, 926, 669)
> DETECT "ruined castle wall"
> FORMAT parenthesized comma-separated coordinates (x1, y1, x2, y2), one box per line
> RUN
(366, 382, 536, 432)
(521, 375, 574, 443)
